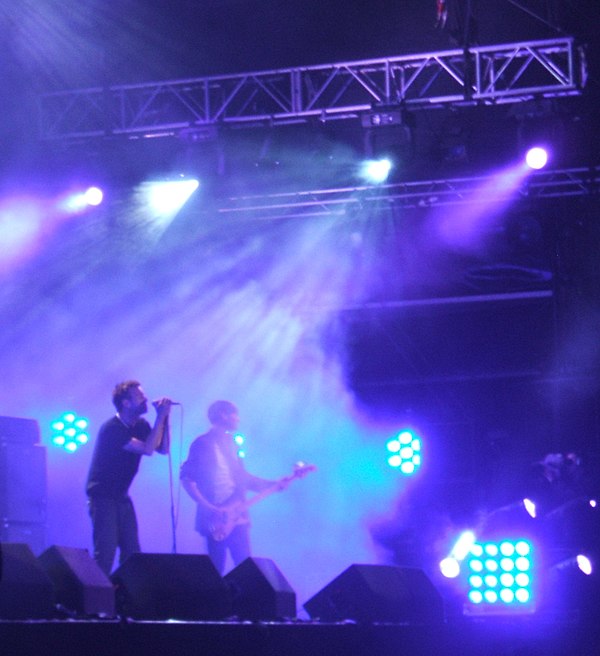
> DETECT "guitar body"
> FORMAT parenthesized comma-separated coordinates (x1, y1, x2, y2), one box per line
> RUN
(204, 462, 316, 542)
(208, 503, 250, 542)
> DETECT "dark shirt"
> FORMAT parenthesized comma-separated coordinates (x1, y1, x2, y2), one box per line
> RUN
(86, 415, 151, 498)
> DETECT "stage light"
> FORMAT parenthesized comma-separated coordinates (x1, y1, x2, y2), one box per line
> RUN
(50, 412, 90, 452)
(451, 531, 477, 561)
(525, 147, 549, 170)
(361, 110, 404, 128)
(361, 158, 392, 184)
(439, 557, 460, 579)
(148, 178, 199, 215)
(464, 539, 534, 614)
(523, 498, 536, 518)
(386, 429, 421, 474)
(63, 186, 105, 212)
(576, 555, 592, 575)
(234, 433, 246, 459)
(84, 186, 104, 206)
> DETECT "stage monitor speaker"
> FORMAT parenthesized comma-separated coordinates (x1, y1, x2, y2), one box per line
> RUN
(111, 553, 231, 620)
(38, 545, 115, 617)
(224, 557, 296, 620)
(0, 542, 55, 619)
(303, 564, 443, 624)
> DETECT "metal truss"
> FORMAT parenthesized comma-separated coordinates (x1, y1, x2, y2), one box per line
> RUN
(39, 37, 585, 141)
(217, 167, 600, 220)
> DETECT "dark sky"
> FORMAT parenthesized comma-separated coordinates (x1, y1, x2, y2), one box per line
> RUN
(2, 0, 598, 89)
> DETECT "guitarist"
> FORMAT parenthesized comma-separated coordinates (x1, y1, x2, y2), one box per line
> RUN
(180, 400, 281, 574)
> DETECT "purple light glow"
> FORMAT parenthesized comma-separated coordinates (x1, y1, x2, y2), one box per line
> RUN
(0, 197, 49, 272)
(436, 163, 530, 252)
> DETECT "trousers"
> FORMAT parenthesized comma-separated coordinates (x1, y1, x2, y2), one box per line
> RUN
(88, 495, 140, 576)
(206, 523, 251, 574)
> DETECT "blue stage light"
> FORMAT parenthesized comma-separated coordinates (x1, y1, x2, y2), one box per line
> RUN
(50, 411, 90, 452)
(234, 432, 246, 458)
(386, 429, 422, 474)
(464, 539, 535, 615)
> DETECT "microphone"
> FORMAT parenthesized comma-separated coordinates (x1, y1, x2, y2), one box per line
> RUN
(152, 399, 181, 408)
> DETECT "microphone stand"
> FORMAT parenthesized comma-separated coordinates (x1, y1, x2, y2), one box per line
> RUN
(165, 419, 178, 554)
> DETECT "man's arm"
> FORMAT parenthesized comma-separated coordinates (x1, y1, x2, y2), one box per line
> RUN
(124, 399, 171, 455)
(244, 471, 279, 493)
(156, 420, 170, 455)
(181, 478, 219, 513)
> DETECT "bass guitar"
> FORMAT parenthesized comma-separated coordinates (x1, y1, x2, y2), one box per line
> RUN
(208, 461, 316, 541)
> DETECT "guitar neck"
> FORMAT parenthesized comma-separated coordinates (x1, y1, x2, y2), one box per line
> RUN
(245, 475, 293, 510)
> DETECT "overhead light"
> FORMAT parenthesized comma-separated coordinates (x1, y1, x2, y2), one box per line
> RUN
(361, 158, 393, 184)
(361, 110, 404, 128)
(525, 146, 549, 170)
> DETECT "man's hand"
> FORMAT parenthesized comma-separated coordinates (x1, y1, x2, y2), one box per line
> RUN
(152, 398, 174, 417)
(275, 477, 290, 491)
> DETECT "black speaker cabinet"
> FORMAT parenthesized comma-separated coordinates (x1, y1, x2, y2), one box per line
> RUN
(0, 443, 47, 524)
(0, 416, 41, 445)
(111, 553, 231, 620)
(0, 542, 55, 619)
(304, 564, 443, 624)
(224, 557, 296, 620)
(38, 545, 115, 617)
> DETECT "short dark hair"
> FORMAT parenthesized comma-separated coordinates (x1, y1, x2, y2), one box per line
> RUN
(207, 400, 237, 424)
(112, 380, 141, 411)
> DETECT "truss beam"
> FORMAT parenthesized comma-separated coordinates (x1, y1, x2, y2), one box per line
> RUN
(39, 38, 585, 141)
(216, 167, 600, 220)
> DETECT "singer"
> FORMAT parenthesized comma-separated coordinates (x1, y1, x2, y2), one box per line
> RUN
(85, 380, 173, 575)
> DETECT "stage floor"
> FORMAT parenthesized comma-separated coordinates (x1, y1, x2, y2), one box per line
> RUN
(2, 613, 599, 656)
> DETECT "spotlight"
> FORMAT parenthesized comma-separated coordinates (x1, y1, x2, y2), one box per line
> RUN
(525, 147, 549, 170)
(386, 429, 421, 474)
(361, 110, 404, 128)
(361, 158, 392, 184)
(62, 186, 105, 212)
(523, 498, 537, 518)
(50, 411, 90, 452)
(553, 554, 593, 576)
(233, 432, 246, 459)
(576, 554, 593, 576)
(440, 557, 461, 579)
(148, 178, 199, 215)
(464, 539, 535, 614)
(84, 186, 104, 206)
(451, 531, 477, 561)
